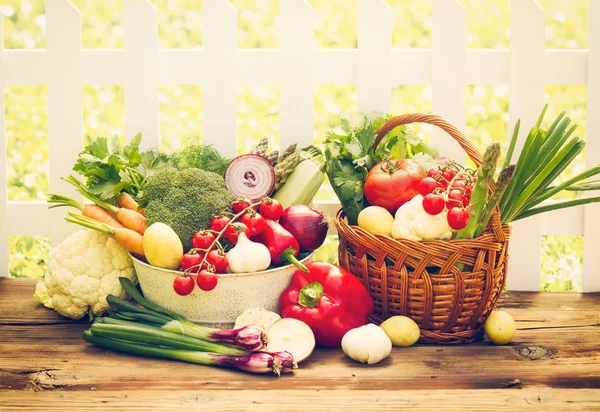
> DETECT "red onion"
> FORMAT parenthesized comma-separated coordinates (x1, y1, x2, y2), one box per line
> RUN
(224, 154, 276, 202)
(279, 205, 328, 252)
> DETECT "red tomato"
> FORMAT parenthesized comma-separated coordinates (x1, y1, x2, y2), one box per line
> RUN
(210, 215, 231, 232)
(197, 269, 218, 291)
(240, 212, 265, 237)
(441, 169, 456, 183)
(225, 222, 250, 244)
(191, 231, 216, 250)
(173, 276, 195, 296)
(180, 252, 204, 273)
(447, 207, 470, 230)
(446, 189, 468, 209)
(259, 198, 283, 220)
(422, 194, 445, 215)
(232, 197, 253, 214)
(364, 159, 426, 214)
(418, 177, 441, 196)
(206, 249, 229, 273)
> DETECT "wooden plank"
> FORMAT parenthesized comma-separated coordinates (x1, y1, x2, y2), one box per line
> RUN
(280, 0, 314, 149)
(357, 0, 392, 113)
(46, 0, 82, 247)
(201, 0, 237, 158)
(0, 12, 7, 277)
(507, 0, 546, 291)
(1, 389, 598, 411)
(432, 0, 466, 164)
(583, 0, 600, 292)
(124, 0, 159, 150)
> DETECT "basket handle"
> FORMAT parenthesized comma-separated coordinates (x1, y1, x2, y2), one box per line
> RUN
(373, 113, 483, 167)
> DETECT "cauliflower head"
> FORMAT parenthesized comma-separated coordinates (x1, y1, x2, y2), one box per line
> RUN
(392, 195, 453, 241)
(34, 229, 137, 320)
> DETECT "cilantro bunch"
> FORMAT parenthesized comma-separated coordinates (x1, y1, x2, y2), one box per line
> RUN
(324, 112, 438, 225)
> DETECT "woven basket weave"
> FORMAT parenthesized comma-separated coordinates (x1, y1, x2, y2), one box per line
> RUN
(335, 113, 512, 344)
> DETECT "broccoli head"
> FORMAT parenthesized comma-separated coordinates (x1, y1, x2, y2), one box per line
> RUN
(139, 168, 234, 250)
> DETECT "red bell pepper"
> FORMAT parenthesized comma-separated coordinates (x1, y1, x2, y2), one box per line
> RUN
(255, 219, 308, 272)
(279, 261, 374, 347)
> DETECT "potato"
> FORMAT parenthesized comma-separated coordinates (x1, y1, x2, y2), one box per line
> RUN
(380, 316, 420, 347)
(142, 223, 184, 270)
(358, 206, 394, 237)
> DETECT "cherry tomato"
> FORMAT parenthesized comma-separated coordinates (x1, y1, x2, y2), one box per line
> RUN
(180, 252, 204, 273)
(225, 222, 251, 244)
(259, 198, 283, 220)
(446, 189, 468, 209)
(191, 231, 216, 250)
(173, 275, 195, 296)
(422, 193, 445, 215)
(197, 269, 218, 291)
(210, 215, 231, 232)
(447, 207, 470, 230)
(232, 197, 253, 214)
(240, 212, 265, 237)
(427, 168, 442, 179)
(364, 159, 426, 214)
(206, 249, 229, 273)
(450, 180, 467, 190)
(441, 169, 456, 183)
(418, 177, 441, 196)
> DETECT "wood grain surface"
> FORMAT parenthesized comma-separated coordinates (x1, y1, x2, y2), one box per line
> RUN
(1, 278, 599, 411)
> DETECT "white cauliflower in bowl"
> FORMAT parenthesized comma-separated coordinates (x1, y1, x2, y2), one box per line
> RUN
(34, 229, 137, 320)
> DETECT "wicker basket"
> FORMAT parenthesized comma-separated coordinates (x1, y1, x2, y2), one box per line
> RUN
(335, 113, 512, 344)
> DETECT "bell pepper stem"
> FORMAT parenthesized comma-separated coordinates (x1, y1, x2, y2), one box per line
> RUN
(298, 282, 325, 308)
(279, 247, 308, 273)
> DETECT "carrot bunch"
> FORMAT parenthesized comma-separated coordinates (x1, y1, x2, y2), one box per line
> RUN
(48, 176, 148, 257)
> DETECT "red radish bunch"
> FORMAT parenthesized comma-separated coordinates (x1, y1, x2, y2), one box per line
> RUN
(419, 163, 475, 231)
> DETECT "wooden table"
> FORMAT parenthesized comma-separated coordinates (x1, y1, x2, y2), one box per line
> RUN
(1, 278, 599, 411)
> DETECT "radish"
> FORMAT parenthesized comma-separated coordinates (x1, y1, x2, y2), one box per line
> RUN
(224, 154, 276, 202)
(266, 318, 315, 364)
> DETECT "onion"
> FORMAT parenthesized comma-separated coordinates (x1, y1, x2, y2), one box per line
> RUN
(279, 205, 328, 252)
(224, 154, 276, 202)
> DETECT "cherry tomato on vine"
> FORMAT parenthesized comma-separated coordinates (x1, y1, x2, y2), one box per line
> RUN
(232, 197, 253, 214)
(422, 193, 445, 215)
(441, 169, 456, 183)
(206, 249, 228, 273)
(428, 168, 442, 179)
(173, 275, 195, 296)
(259, 198, 283, 221)
(240, 212, 265, 237)
(180, 252, 204, 273)
(418, 177, 442, 196)
(191, 231, 216, 250)
(225, 222, 251, 244)
(210, 215, 231, 232)
(447, 207, 470, 230)
(446, 189, 469, 209)
(197, 269, 218, 291)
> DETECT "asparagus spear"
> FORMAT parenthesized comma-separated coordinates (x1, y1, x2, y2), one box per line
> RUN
(265, 150, 279, 166)
(251, 137, 269, 157)
(456, 143, 501, 239)
(279, 143, 298, 163)
(473, 164, 515, 238)
(274, 151, 301, 190)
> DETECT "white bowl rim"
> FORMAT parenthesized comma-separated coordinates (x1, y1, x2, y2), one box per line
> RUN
(130, 252, 313, 279)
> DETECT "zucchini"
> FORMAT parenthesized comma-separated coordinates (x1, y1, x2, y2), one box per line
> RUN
(273, 146, 325, 209)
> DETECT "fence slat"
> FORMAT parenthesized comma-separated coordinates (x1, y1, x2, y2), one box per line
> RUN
(202, 0, 237, 158)
(583, 0, 600, 292)
(507, 0, 546, 291)
(432, 0, 466, 163)
(280, 0, 314, 149)
(0, 12, 8, 277)
(47, 0, 82, 247)
(124, 0, 159, 150)
(357, 0, 392, 113)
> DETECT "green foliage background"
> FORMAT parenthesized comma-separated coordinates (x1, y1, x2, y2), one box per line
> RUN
(1, 0, 590, 291)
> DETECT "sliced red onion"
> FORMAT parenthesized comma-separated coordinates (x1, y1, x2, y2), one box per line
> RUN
(225, 154, 276, 202)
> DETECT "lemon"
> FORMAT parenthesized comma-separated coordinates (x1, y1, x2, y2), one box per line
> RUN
(380, 316, 420, 347)
(358, 206, 395, 237)
(484, 311, 516, 345)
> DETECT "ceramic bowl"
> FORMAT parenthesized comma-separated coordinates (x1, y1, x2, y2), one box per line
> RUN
(131, 254, 312, 328)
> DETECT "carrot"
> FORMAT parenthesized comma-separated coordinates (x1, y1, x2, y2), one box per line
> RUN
(47, 194, 125, 229)
(116, 193, 145, 216)
(63, 176, 148, 235)
(65, 212, 144, 257)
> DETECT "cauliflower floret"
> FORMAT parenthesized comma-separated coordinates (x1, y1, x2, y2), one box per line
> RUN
(33, 230, 137, 320)
(392, 195, 453, 241)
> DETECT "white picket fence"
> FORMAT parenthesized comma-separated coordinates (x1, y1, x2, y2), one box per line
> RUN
(0, 0, 598, 291)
